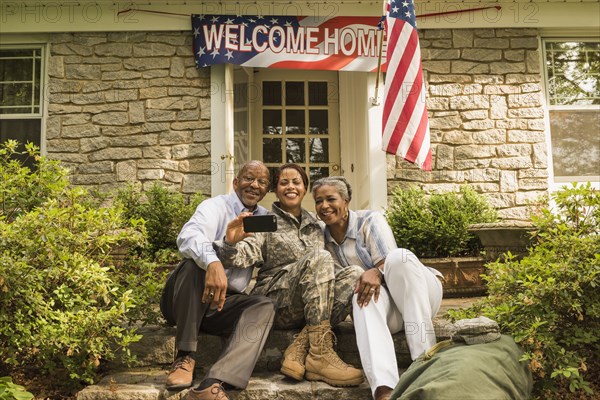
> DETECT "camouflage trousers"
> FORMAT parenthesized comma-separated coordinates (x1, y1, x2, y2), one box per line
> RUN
(251, 247, 363, 328)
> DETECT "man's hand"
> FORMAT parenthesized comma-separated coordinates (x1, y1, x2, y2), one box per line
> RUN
(203, 261, 228, 311)
(225, 212, 253, 245)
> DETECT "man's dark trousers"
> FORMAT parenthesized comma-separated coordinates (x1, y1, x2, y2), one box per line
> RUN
(161, 259, 276, 389)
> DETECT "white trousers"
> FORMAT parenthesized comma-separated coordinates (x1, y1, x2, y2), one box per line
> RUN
(352, 248, 443, 398)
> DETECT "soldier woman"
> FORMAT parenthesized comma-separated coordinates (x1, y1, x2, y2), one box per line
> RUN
(214, 163, 364, 387)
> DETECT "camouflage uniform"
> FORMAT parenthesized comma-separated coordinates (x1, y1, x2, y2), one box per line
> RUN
(215, 202, 362, 328)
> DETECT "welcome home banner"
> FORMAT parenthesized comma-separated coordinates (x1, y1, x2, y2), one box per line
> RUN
(192, 14, 387, 71)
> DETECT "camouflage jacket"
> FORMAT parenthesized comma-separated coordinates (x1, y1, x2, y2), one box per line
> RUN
(214, 202, 324, 292)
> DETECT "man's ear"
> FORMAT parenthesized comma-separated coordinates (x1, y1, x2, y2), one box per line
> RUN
(232, 177, 239, 190)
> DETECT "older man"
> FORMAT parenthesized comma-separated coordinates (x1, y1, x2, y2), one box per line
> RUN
(160, 161, 275, 400)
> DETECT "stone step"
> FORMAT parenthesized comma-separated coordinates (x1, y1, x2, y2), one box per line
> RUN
(120, 297, 478, 372)
(76, 370, 376, 400)
(80, 298, 477, 400)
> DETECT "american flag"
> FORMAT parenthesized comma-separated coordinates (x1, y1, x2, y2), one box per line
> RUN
(192, 14, 384, 72)
(381, 0, 432, 171)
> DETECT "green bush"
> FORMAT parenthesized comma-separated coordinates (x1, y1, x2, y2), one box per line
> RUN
(115, 183, 204, 264)
(0, 141, 164, 390)
(0, 140, 68, 222)
(385, 186, 497, 258)
(449, 183, 600, 397)
(0, 377, 33, 400)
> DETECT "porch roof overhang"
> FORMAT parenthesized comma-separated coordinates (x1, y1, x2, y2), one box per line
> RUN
(0, 0, 599, 35)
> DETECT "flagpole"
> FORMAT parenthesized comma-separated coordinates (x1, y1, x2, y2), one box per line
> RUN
(371, 0, 388, 106)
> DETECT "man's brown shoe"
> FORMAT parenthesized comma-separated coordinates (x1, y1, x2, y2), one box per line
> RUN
(183, 383, 230, 400)
(166, 355, 195, 390)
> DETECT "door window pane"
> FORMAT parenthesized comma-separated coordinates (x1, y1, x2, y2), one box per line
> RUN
(263, 110, 282, 134)
(309, 82, 328, 105)
(263, 138, 282, 163)
(286, 109, 305, 134)
(309, 110, 328, 134)
(309, 167, 329, 185)
(286, 138, 305, 163)
(267, 166, 279, 191)
(262, 81, 282, 105)
(309, 138, 329, 163)
(285, 81, 304, 105)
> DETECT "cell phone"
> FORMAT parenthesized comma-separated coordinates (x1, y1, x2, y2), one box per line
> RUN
(243, 215, 278, 232)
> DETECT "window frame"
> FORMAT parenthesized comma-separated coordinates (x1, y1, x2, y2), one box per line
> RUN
(0, 43, 48, 154)
(541, 37, 600, 188)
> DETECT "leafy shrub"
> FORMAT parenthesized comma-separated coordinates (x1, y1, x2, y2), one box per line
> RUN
(0, 377, 33, 400)
(0, 141, 164, 390)
(385, 186, 497, 258)
(449, 183, 600, 397)
(115, 183, 204, 264)
(0, 140, 68, 222)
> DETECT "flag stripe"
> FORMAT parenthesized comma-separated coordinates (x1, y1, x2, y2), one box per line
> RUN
(394, 52, 425, 157)
(381, 22, 414, 144)
(381, 0, 432, 171)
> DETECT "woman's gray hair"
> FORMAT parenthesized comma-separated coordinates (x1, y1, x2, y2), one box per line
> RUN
(311, 176, 352, 202)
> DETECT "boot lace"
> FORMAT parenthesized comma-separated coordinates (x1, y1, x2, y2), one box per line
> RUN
(316, 330, 351, 369)
(292, 330, 310, 361)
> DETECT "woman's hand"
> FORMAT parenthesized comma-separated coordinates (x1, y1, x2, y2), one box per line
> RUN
(225, 212, 253, 245)
(355, 267, 383, 308)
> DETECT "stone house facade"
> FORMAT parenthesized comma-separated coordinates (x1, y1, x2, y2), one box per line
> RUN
(395, 27, 549, 220)
(1, 1, 598, 221)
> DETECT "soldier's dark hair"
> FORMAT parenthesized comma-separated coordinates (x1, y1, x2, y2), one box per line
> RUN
(275, 163, 309, 189)
(311, 176, 352, 202)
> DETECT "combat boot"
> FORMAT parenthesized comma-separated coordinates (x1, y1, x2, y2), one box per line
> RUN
(280, 326, 309, 380)
(304, 320, 364, 387)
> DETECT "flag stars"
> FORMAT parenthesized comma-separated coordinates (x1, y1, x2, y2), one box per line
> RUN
(405, 11, 411, 17)
(392, 6, 399, 13)
(284, 20, 292, 27)
(270, 17, 279, 25)
(225, 50, 234, 60)
(225, 18, 234, 24)
(193, 27, 200, 37)
(402, 1, 409, 7)
(211, 16, 219, 23)
(196, 46, 205, 57)
(211, 48, 220, 58)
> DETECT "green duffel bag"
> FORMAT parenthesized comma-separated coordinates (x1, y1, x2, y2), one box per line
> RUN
(390, 333, 533, 400)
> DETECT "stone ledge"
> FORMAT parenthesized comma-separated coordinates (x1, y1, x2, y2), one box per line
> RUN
(121, 298, 479, 371)
(76, 370, 374, 400)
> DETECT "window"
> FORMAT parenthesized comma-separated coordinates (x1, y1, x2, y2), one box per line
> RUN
(543, 40, 600, 183)
(252, 69, 340, 192)
(0, 46, 45, 159)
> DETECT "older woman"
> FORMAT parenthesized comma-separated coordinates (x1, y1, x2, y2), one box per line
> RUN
(214, 164, 364, 387)
(311, 176, 444, 400)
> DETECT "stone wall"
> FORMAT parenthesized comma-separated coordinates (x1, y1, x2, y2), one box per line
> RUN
(46, 32, 213, 196)
(387, 28, 549, 221)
